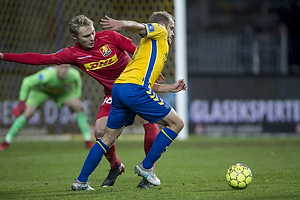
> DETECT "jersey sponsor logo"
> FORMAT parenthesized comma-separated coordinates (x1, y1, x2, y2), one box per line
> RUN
(84, 54, 118, 71)
(100, 44, 112, 57)
(147, 24, 155, 32)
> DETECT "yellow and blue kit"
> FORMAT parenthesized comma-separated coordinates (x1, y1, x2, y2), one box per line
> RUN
(107, 23, 172, 129)
(115, 23, 169, 88)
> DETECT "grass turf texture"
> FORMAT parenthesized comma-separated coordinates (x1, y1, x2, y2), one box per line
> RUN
(0, 136, 299, 199)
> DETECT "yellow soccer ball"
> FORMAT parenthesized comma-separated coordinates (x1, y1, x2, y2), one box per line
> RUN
(225, 163, 253, 189)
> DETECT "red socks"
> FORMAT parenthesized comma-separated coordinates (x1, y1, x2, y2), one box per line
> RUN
(103, 123, 159, 170)
(104, 143, 121, 169)
(143, 123, 159, 169)
(143, 123, 159, 155)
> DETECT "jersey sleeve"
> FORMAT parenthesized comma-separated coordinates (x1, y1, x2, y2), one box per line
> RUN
(19, 68, 52, 100)
(3, 48, 75, 66)
(108, 31, 137, 54)
(143, 23, 168, 40)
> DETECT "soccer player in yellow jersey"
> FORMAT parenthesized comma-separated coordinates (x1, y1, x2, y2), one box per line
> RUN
(72, 11, 187, 190)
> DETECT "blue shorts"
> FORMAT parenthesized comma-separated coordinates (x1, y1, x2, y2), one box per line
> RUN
(107, 83, 172, 129)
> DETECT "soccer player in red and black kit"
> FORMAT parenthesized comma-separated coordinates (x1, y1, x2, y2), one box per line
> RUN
(0, 15, 159, 188)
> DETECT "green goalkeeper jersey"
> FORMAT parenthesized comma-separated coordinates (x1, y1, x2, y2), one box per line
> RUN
(19, 66, 82, 101)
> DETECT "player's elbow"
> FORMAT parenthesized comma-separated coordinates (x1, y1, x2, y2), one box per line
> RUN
(21, 77, 30, 85)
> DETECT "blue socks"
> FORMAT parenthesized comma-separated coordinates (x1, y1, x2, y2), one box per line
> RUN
(77, 128, 178, 182)
(142, 127, 178, 169)
(78, 139, 109, 182)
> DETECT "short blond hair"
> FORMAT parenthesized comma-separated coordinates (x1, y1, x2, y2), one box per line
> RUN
(69, 15, 94, 36)
(148, 11, 174, 26)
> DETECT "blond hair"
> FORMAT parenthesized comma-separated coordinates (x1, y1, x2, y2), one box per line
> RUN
(148, 11, 174, 26)
(69, 15, 94, 36)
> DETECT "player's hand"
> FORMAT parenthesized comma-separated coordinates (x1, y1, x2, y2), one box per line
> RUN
(100, 15, 124, 31)
(155, 73, 165, 84)
(0, 52, 3, 60)
(170, 79, 187, 93)
(13, 101, 26, 118)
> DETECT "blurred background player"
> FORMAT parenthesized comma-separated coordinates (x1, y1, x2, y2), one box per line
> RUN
(0, 64, 93, 150)
(0, 15, 160, 188)
(71, 11, 187, 190)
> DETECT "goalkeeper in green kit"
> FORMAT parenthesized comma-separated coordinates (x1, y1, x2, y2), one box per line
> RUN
(0, 64, 93, 150)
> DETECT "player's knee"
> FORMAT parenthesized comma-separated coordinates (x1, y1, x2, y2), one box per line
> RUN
(23, 110, 35, 119)
(141, 118, 150, 125)
(94, 126, 105, 138)
(176, 118, 184, 133)
(169, 118, 184, 133)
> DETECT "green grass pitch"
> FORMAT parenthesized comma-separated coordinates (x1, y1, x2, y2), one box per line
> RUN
(0, 135, 300, 199)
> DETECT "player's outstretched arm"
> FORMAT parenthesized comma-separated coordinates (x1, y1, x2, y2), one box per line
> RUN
(152, 79, 187, 93)
(100, 15, 146, 35)
(0, 52, 66, 66)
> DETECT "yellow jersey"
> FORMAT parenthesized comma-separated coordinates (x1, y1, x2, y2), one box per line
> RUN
(114, 23, 168, 89)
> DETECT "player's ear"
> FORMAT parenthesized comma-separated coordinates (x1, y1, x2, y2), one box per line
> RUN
(159, 22, 166, 29)
(71, 34, 77, 40)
